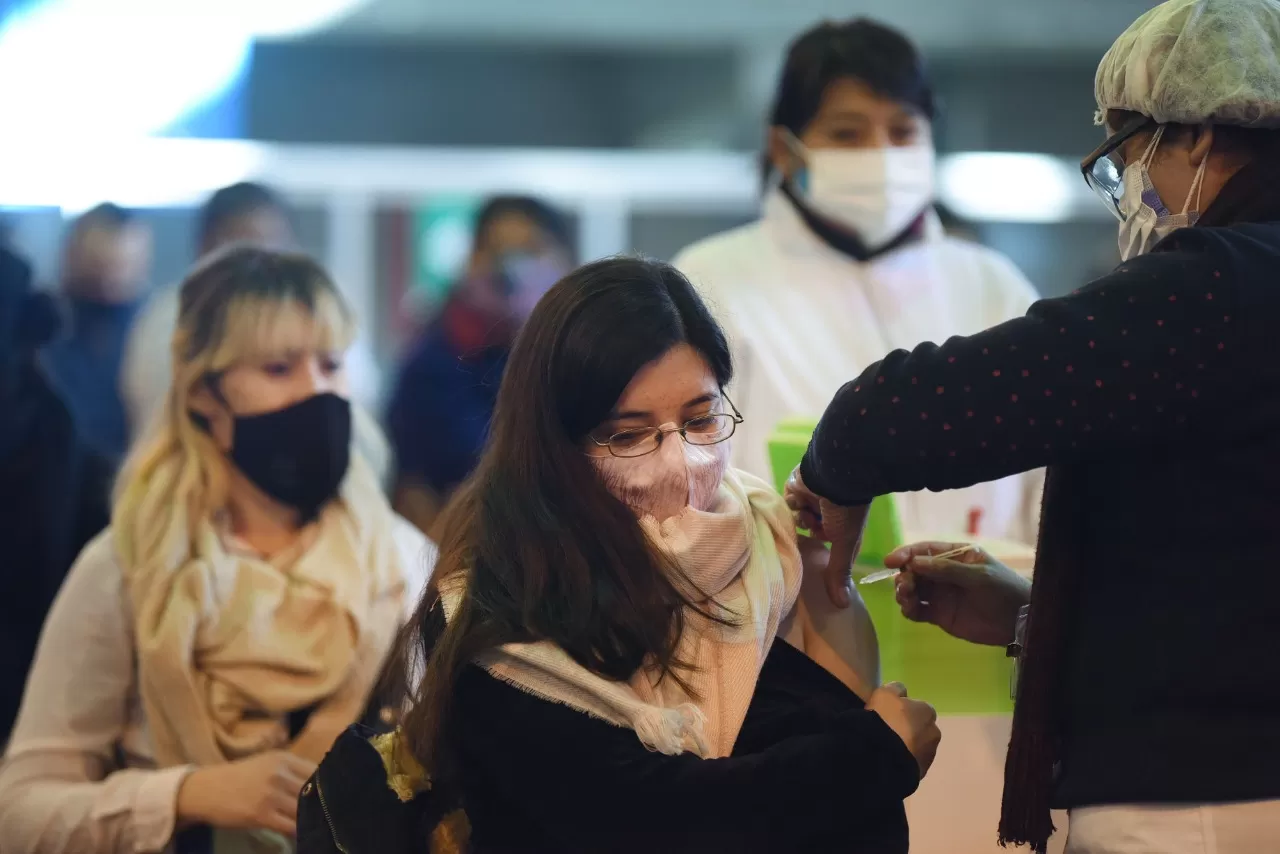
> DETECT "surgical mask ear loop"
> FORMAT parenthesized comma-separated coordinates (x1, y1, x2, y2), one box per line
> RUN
(1181, 157, 1208, 216)
(781, 127, 807, 159)
(1180, 127, 1211, 216)
(1139, 125, 1167, 169)
(777, 127, 814, 191)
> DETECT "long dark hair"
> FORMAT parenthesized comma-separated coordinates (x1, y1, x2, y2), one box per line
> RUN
(764, 18, 937, 187)
(392, 256, 733, 778)
(999, 112, 1280, 852)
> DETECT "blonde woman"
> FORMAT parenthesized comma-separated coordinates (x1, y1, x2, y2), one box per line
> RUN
(0, 246, 434, 854)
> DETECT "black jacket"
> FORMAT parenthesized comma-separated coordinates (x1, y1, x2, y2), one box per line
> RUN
(0, 248, 112, 740)
(801, 222, 1280, 808)
(299, 638, 919, 853)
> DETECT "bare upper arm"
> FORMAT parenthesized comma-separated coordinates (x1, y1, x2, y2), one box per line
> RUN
(785, 536, 880, 701)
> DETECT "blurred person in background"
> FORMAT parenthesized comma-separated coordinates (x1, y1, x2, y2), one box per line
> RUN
(41, 203, 152, 465)
(788, 0, 1280, 850)
(299, 258, 933, 854)
(674, 18, 1043, 547)
(0, 247, 434, 853)
(122, 182, 391, 483)
(0, 246, 112, 744)
(387, 195, 575, 538)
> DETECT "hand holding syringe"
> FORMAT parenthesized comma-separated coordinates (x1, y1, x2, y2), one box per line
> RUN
(858, 544, 976, 585)
(878, 542, 1032, 647)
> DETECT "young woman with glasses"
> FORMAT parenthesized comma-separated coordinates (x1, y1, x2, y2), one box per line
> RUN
(297, 257, 939, 854)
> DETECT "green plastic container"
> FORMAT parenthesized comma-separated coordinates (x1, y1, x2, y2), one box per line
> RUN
(769, 416, 903, 568)
(768, 419, 1013, 715)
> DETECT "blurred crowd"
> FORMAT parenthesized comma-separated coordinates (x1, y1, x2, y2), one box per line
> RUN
(5, 2, 1280, 853)
(0, 181, 577, 738)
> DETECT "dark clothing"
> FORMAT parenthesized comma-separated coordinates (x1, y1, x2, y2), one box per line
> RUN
(387, 300, 508, 497)
(300, 638, 918, 853)
(780, 183, 926, 263)
(0, 364, 111, 740)
(1, 252, 112, 741)
(801, 223, 1280, 809)
(41, 297, 140, 464)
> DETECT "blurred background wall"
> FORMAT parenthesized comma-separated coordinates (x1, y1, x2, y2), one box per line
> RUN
(0, 0, 1157, 392)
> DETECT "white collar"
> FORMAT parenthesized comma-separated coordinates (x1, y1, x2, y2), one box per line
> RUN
(758, 185, 945, 260)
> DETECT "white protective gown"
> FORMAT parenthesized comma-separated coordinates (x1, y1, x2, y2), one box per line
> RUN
(674, 187, 1045, 546)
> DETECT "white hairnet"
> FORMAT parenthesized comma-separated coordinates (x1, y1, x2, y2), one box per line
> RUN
(1095, 0, 1280, 128)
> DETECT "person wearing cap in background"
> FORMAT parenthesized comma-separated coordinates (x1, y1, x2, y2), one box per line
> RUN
(674, 18, 1044, 549)
(387, 196, 575, 539)
(41, 203, 152, 466)
(0, 245, 112, 743)
(787, 1, 1280, 851)
(121, 182, 393, 483)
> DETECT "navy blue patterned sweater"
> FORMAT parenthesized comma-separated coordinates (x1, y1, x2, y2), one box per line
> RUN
(801, 223, 1280, 808)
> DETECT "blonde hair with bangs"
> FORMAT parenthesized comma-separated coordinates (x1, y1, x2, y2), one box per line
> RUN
(113, 245, 379, 575)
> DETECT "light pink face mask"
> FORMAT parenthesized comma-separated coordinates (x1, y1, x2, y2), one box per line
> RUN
(592, 427, 730, 522)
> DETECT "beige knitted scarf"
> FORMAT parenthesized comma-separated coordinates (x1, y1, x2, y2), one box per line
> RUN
(121, 482, 409, 773)
(441, 468, 802, 758)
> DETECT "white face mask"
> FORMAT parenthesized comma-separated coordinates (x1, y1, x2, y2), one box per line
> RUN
(591, 430, 730, 523)
(1117, 125, 1207, 262)
(786, 132, 936, 250)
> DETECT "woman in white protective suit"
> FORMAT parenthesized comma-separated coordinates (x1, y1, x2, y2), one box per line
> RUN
(674, 17, 1044, 547)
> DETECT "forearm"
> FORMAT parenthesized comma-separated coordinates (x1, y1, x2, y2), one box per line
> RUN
(979, 569, 1033, 647)
(802, 250, 1242, 507)
(535, 713, 916, 850)
(0, 750, 192, 854)
(800, 330, 1062, 507)
(462, 667, 918, 847)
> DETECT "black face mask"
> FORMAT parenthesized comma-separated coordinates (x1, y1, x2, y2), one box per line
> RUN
(228, 392, 352, 523)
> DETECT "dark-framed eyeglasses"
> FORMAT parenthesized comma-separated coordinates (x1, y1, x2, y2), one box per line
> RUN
(1080, 114, 1153, 222)
(590, 394, 744, 459)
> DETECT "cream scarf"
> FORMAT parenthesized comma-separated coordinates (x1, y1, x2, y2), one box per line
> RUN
(441, 468, 802, 758)
(120, 471, 409, 772)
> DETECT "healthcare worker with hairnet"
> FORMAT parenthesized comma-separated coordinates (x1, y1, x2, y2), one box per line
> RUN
(788, 1, 1280, 852)
(675, 17, 1044, 547)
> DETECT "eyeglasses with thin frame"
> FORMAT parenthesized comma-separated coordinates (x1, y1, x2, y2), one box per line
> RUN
(590, 394, 744, 459)
(1080, 114, 1152, 222)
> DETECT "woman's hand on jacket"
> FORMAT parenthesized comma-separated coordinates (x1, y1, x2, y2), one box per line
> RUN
(865, 682, 940, 779)
(175, 750, 317, 836)
(784, 466, 869, 609)
(887, 542, 1031, 647)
